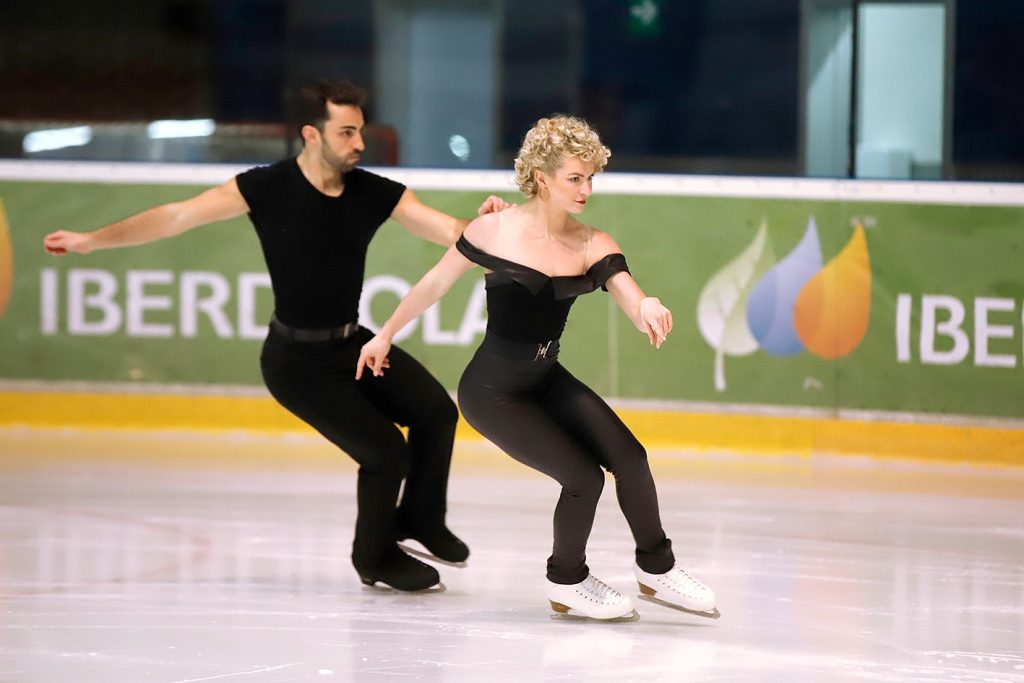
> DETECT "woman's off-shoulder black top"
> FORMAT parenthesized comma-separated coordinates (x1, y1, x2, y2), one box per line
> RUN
(456, 235, 629, 343)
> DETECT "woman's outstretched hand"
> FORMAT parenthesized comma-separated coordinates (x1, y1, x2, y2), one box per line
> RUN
(356, 334, 392, 379)
(639, 297, 673, 349)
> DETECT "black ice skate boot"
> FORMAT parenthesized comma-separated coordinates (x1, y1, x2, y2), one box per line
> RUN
(354, 546, 443, 592)
(395, 516, 470, 567)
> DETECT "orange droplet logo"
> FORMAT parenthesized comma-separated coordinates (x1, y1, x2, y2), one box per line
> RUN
(0, 199, 11, 318)
(793, 225, 871, 360)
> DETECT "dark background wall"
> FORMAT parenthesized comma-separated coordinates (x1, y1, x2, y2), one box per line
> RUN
(0, 0, 1020, 178)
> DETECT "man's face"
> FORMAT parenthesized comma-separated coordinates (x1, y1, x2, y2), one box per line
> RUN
(315, 102, 365, 173)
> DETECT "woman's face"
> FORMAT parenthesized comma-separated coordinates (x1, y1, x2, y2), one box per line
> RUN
(540, 156, 596, 213)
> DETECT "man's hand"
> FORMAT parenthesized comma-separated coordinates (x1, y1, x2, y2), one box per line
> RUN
(477, 195, 512, 216)
(43, 231, 91, 255)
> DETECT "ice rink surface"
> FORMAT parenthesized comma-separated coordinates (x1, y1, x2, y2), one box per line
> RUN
(1, 428, 1022, 682)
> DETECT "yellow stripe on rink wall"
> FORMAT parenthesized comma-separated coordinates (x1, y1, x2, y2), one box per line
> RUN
(621, 409, 1024, 466)
(1, 390, 1021, 466)
(0, 391, 307, 432)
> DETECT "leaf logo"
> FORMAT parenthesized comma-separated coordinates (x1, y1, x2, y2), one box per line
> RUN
(696, 221, 776, 391)
(0, 199, 12, 319)
(698, 218, 872, 391)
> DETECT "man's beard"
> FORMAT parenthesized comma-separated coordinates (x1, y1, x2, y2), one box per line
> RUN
(321, 145, 356, 173)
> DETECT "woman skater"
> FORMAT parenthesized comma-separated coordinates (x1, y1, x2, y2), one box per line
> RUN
(357, 115, 718, 620)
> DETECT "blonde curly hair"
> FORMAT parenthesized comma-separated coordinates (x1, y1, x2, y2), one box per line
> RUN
(513, 115, 611, 198)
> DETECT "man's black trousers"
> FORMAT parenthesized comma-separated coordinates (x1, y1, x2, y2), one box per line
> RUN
(260, 326, 458, 570)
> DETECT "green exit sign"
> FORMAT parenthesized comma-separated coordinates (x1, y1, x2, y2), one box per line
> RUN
(628, 0, 663, 36)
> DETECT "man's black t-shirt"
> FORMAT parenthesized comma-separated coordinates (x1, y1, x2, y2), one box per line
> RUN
(236, 159, 406, 328)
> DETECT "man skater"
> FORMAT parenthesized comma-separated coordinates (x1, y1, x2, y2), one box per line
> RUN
(43, 79, 507, 591)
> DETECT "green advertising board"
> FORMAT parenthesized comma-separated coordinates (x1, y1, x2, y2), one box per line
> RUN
(1, 162, 1022, 422)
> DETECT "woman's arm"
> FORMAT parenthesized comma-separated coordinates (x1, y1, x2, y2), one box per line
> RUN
(606, 273, 673, 348)
(356, 244, 477, 378)
(591, 230, 673, 349)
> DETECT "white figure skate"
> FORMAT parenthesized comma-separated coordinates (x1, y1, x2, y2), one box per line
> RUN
(634, 564, 720, 619)
(545, 574, 638, 621)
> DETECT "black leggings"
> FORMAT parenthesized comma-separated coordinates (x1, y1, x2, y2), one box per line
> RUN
(260, 326, 458, 570)
(457, 334, 674, 584)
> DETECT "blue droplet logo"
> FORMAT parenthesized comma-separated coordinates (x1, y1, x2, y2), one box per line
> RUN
(746, 217, 823, 356)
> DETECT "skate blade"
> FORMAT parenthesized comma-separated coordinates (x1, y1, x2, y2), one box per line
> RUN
(637, 593, 720, 620)
(397, 542, 468, 569)
(360, 579, 447, 594)
(548, 603, 640, 623)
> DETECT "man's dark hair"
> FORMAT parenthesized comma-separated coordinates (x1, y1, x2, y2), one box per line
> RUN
(290, 79, 367, 137)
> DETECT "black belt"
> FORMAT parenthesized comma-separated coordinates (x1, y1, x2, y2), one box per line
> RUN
(270, 316, 360, 342)
(482, 331, 560, 361)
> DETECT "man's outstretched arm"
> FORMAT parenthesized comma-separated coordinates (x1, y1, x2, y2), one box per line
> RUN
(389, 188, 509, 247)
(44, 179, 250, 255)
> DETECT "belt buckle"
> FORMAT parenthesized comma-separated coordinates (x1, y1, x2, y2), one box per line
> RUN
(534, 340, 553, 361)
(328, 322, 357, 340)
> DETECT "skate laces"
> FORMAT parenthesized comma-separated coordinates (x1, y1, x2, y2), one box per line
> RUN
(581, 575, 623, 603)
(664, 567, 709, 597)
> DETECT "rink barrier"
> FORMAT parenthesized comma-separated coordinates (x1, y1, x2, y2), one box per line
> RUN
(1, 389, 1021, 466)
(2, 161, 1023, 464)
